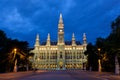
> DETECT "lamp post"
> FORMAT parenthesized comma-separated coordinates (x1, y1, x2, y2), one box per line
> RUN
(98, 48, 102, 72)
(13, 48, 17, 72)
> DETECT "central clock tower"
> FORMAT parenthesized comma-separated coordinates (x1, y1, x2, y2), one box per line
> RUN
(57, 13, 65, 70)
(58, 13, 64, 45)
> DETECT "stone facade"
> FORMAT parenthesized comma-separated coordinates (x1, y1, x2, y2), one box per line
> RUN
(30, 14, 87, 70)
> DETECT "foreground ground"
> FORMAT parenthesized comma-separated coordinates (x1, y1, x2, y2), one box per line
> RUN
(0, 70, 120, 80)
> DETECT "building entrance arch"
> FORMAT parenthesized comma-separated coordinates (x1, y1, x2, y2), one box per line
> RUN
(59, 61, 63, 70)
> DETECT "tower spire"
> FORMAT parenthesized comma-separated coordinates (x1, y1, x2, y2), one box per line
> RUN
(59, 13, 63, 24)
(83, 33, 87, 44)
(72, 33, 76, 46)
(46, 33, 50, 46)
(34, 34, 40, 47)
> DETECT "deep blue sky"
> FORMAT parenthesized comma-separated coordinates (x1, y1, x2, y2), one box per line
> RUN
(0, 0, 120, 47)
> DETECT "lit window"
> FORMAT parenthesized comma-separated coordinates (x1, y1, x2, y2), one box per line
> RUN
(73, 47, 75, 50)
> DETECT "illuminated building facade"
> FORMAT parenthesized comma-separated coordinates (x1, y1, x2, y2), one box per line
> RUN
(30, 14, 87, 70)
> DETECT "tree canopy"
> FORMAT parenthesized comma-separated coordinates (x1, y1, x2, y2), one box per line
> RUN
(0, 30, 30, 73)
(85, 15, 120, 72)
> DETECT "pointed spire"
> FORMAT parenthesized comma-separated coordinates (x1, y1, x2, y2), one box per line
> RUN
(60, 13, 62, 18)
(83, 33, 87, 44)
(47, 33, 50, 40)
(34, 34, 40, 47)
(36, 34, 39, 40)
(72, 33, 76, 46)
(72, 33, 75, 40)
(59, 13, 63, 24)
(46, 33, 50, 46)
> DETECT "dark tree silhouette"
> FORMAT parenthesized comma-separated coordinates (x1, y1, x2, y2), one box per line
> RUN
(84, 43, 98, 71)
(0, 30, 30, 73)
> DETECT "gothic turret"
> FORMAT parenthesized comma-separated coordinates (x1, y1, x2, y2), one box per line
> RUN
(72, 33, 76, 46)
(46, 33, 50, 46)
(83, 33, 87, 44)
(58, 13, 64, 45)
(83, 33, 87, 51)
(34, 34, 40, 48)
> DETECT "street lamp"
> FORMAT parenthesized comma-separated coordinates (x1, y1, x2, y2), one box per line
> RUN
(98, 48, 102, 72)
(13, 48, 17, 72)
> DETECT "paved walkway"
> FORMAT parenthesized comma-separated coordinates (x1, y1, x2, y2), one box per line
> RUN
(0, 70, 119, 80)
(0, 71, 46, 80)
(68, 70, 120, 80)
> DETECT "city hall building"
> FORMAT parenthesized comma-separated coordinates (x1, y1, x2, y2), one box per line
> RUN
(30, 14, 87, 70)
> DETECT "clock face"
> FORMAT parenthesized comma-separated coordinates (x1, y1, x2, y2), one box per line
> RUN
(60, 29, 62, 32)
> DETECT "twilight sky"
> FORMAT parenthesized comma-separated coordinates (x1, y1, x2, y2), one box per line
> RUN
(0, 0, 120, 47)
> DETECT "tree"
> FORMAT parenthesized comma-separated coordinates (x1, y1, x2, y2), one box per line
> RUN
(7, 48, 26, 72)
(95, 16, 120, 72)
(111, 15, 120, 54)
(110, 16, 120, 74)
(84, 43, 98, 71)
(95, 37, 112, 72)
(0, 30, 9, 72)
(0, 29, 30, 73)
(6, 40, 30, 72)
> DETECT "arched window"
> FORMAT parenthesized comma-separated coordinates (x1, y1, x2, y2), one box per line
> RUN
(60, 52, 62, 58)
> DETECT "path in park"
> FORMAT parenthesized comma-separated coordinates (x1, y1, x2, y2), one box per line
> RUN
(0, 70, 120, 80)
